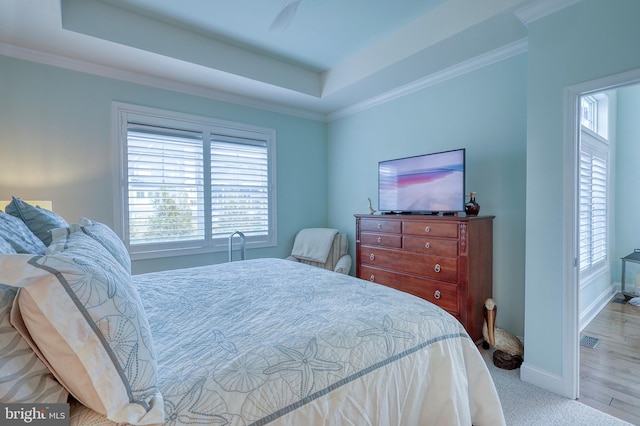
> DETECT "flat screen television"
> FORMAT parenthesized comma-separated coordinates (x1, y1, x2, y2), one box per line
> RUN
(378, 148, 465, 214)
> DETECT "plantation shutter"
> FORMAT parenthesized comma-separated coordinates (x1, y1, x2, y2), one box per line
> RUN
(579, 131, 608, 274)
(210, 135, 269, 237)
(126, 125, 205, 245)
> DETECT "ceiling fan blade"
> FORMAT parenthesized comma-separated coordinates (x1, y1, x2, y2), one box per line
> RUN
(269, 0, 301, 32)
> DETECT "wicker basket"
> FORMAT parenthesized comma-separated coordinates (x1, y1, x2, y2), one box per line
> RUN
(492, 349, 523, 370)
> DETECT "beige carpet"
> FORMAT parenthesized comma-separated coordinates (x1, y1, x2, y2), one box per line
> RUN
(480, 347, 633, 426)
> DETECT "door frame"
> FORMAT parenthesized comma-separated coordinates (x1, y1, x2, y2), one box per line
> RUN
(563, 67, 640, 399)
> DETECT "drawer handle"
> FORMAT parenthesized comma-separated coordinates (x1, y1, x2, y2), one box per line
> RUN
(424, 226, 430, 233)
(370, 253, 376, 261)
(377, 237, 382, 243)
(369, 274, 375, 282)
(434, 290, 441, 300)
(424, 242, 430, 249)
(377, 223, 382, 230)
(434, 263, 441, 273)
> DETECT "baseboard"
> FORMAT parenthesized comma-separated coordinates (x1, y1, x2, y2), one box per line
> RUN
(520, 362, 572, 398)
(579, 284, 617, 331)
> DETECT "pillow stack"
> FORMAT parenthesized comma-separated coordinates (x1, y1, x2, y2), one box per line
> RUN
(0, 197, 164, 425)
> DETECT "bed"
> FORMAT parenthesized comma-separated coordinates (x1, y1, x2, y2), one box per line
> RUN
(0, 197, 505, 426)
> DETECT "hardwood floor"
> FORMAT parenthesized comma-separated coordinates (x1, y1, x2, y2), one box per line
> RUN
(579, 296, 640, 425)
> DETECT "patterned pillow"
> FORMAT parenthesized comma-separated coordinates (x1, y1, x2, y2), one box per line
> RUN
(0, 281, 68, 403)
(0, 237, 17, 254)
(4, 230, 164, 425)
(0, 212, 46, 254)
(5, 197, 68, 246)
(77, 218, 131, 274)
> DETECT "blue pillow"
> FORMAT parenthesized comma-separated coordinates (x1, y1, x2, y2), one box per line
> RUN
(5, 197, 68, 246)
(77, 218, 131, 274)
(0, 212, 46, 254)
(0, 236, 17, 254)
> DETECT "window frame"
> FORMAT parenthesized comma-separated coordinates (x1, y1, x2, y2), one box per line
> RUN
(580, 95, 597, 132)
(112, 102, 277, 260)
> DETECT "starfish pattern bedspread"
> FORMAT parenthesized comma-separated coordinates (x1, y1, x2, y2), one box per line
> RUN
(70, 258, 505, 425)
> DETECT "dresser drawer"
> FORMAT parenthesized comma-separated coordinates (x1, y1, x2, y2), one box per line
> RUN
(403, 236, 458, 257)
(360, 232, 402, 248)
(360, 266, 458, 314)
(402, 221, 458, 238)
(360, 218, 402, 234)
(360, 246, 458, 283)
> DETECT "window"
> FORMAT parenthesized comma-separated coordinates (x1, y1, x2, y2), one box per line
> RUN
(113, 103, 277, 260)
(578, 93, 609, 276)
(580, 96, 597, 131)
(578, 134, 608, 274)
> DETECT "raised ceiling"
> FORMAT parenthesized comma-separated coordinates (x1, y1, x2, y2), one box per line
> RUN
(1, 0, 556, 120)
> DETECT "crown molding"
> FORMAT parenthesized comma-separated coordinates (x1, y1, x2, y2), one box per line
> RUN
(1, 36, 530, 124)
(0, 42, 326, 122)
(327, 38, 528, 122)
(515, 0, 584, 26)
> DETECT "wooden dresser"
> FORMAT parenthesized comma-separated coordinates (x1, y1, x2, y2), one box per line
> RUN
(355, 214, 494, 342)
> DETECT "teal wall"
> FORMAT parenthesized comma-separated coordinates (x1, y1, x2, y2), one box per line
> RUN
(0, 56, 328, 273)
(525, 0, 640, 390)
(328, 54, 528, 337)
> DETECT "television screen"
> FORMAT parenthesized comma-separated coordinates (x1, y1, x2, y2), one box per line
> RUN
(378, 149, 465, 213)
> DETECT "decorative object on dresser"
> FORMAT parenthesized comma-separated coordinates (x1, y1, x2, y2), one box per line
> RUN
(355, 214, 494, 342)
(367, 197, 377, 214)
(465, 192, 480, 216)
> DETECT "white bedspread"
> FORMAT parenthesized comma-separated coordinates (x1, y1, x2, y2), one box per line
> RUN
(69, 258, 505, 425)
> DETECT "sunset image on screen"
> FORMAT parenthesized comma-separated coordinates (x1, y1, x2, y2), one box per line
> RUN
(379, 149, 464, 212)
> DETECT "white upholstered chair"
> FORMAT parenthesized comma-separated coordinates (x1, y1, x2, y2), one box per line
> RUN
(286, 228, 352, 274)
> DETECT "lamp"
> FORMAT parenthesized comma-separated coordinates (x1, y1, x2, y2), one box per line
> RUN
(0, 200, 53, 212)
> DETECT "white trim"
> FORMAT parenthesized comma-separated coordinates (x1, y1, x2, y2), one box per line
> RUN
(2, 38, 529, 124)
(520, 362, 567, 397)
(515, 0, 584, 26)
(327, 39, 528, 122)
(579, 285, 617, 332)
(562, 84, 580, 399)
(561, 67, 640, 401)
(0, 42, 326, 122)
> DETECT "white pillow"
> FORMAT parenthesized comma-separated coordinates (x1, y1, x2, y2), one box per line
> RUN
(0, 280, 68, 403)
(3, 230, 164, 425)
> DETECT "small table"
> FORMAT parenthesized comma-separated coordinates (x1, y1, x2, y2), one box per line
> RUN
(621, 249, 640, 299)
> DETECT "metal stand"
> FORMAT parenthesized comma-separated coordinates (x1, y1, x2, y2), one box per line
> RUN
(228, 231, 246, 262)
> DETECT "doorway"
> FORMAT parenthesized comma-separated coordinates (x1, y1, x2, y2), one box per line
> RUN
(565, 69, 640, 420)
